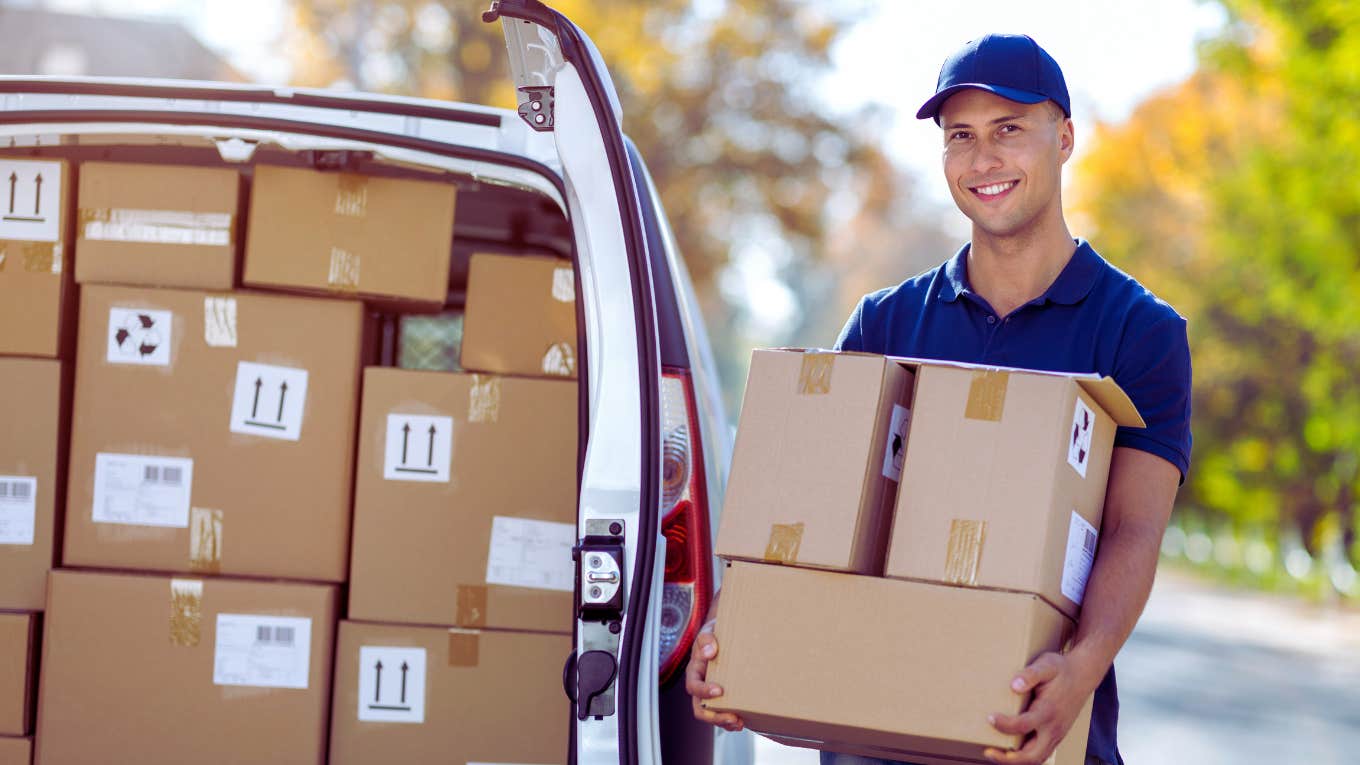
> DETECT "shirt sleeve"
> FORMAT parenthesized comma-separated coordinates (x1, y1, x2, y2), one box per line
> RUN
(834, 297, 867, 352)
(1112, 312, 1193, 483)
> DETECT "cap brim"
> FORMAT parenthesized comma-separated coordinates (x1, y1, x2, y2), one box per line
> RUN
(916, 83, 1049, 121)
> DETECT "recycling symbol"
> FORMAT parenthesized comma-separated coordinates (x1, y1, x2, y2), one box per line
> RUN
(106, 307, 172, 366)
(113, 313, 164, 359)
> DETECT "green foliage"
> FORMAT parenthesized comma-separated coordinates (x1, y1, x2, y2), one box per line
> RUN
(1076, 0, 1360, 588)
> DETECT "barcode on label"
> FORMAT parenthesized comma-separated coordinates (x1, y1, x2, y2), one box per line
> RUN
(0, 481, 31, 500)
(1084, 528, 1098, 555)
(142, 465, 182, 486)
(255, 625, 296, 646)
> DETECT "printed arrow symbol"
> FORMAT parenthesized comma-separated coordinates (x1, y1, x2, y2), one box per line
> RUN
(892, 433, 903, 458)
(251, 377, 262, 418)
(401, 423, 411, 464)
(1073, 423, 1080, 445)
(276, 381, 288, 421)
(137, 313, 155, 329)
(32, 174, 41, 215)
(400, 661, 409, 703)
(6, 173, 14, 214)
(426, 424, 436, 466)
(374, 660, 383, 702)
(138, 342, 158, 358)
(114, 328, 130, 347)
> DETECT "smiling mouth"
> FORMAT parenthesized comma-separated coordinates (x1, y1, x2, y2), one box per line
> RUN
(969, 180, 1018, 200)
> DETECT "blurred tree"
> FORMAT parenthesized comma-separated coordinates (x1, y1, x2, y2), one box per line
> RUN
(1075, 0, 1360, 572)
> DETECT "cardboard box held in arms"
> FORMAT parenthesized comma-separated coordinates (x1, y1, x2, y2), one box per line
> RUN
(243, 164, 456, 310)
(63, 285, 367, 581)
(347, 368, 577, 633)
(0, 358, 63, 611)
(715, 350, 914, 575)
(36, 570, 337, 765)
(0, 157, 73, 358)
(328, 621, 568, 765)
(75, 162, 241, 290)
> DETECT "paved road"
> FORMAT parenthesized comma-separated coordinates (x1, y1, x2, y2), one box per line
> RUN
(751, 568, 1360, 765)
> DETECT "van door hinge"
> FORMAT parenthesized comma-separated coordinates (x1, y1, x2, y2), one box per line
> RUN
(518, 86, 554, 131)
(573, 518, 624, 719)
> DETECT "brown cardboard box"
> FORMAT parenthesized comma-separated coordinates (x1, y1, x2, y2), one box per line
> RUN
(348, 368, 577, 632)
(329, 621, 569, 765)
(36, 570, 337, 765)
(243, 165, 455, 309)
(0, 736, 31, 765)
(460, 253, 578, 379)
(705, 561, 1075, 761)
(0, 158, 72, 358)
(75, 162, 240, 290)
(0, 614, 36, 737)
(886, 360, 1144, 618)
(64, 285, 365, 581)
(716, 350, 914, 575)
(0, 359, 62, 611)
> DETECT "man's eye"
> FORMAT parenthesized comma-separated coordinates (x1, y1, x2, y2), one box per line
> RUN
(950, 131, 972, 141)
(999, 124, 1020, 134)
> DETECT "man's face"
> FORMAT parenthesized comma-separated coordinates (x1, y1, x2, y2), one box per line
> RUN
(938, 89, 1073, 239)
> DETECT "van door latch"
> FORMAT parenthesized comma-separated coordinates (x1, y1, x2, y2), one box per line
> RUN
(573, 518, 625, 718)
(518, 86, 554, 131)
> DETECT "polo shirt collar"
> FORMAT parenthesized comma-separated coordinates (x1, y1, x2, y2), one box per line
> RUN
(936, 239, 1100, 306)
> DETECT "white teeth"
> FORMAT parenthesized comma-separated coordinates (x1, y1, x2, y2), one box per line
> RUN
(975, 181, 1016, 196)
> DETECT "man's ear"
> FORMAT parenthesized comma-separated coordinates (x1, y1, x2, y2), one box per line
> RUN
(1058, 117, 1075, 163)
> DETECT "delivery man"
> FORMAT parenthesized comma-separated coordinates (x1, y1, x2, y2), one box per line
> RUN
(685, 33, 1192, 765)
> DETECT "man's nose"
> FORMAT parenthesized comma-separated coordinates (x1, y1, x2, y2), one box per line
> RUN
(971, 138, 1003, 175)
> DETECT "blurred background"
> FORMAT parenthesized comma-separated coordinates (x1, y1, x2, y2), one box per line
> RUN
(4, 0, 1355, 761)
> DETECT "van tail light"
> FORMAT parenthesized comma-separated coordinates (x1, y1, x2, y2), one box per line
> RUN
(657, 368, 712, 686)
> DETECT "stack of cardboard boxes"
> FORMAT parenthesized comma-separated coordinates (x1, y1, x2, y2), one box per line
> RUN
(705, 349, 1144, 764)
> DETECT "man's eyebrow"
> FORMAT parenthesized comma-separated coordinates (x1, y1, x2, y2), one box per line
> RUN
(942, 114, 1027, 131)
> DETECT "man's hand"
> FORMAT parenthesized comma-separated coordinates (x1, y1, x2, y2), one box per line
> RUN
(983, 651, 1095, 764)
(685, 631, 745, 732)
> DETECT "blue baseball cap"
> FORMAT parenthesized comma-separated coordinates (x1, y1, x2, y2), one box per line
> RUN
(916, 34, 1070, 123)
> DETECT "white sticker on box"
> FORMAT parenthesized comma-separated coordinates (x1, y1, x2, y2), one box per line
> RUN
(213, 614, 312, 689)
(357, 646, 426, 723)
(106, 307, 173, 366)
(1067, 398, 1095, 478)
(203, 296, 238, 347)
(485, 516, 575, 592)
(383, 414, 453, 483)
(880, 405, 911, 482)
(1062, 511, 1099, 605)
(92, 453, 193, 528)
(228, 361, 308, 441)
(0, 476, 37, 545)
(0, 159, 62, 242)
(551, 266, 575, 302)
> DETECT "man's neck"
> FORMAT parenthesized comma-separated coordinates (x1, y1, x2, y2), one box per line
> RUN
(966, 215, 1077, 318)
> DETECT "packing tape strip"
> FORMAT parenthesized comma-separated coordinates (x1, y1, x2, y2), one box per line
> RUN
(79, 208, 233, 246)
(188, 507, 223, 574)
(964, 369, 1009, 422)
(542, 342, 576, 377)
(455, 584, 488, 628)
(334, 174, 369, 218)
(468, 374, 501, 424)
(0, 241, 60, 273)
(944, 519, 987, 586)
(203, 296, 238, 348)
(447, 629, 481, 667)
(551, 266, 575, 303)
(798, 353, 834, 395)
(764, 522, 805, 564)
(169, 578, 204, 647)
(328, 247, 361, 292)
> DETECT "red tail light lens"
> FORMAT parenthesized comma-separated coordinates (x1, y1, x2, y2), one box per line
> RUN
(657, 368, 712, 685)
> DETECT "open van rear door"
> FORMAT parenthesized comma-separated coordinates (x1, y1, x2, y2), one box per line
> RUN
(485, 2, 663, 764)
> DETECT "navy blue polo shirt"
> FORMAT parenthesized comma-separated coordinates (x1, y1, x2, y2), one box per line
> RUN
(835, 239, 1192, 765)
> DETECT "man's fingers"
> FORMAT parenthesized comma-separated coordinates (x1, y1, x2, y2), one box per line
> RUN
(982, 728, 1055, 765)
(694, 703, 744, 731)
(684, 634, 720, 697)
(695, 632, 719, 660)
(1011, 652, 1062, 694)
(988, 710, 1041, 736)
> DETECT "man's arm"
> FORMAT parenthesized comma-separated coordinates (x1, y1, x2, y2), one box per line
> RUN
(984, 446, 1180, 764)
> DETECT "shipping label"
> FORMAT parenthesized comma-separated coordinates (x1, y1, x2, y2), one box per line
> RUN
(1067, 398, 1095, 478)
(213, 614, 312, 689)
(357, 646, 427, 724)
(383, 414, 453, 483)
(1061, 511, 1099, 605)
(0, 476, 37, 545)
(228, 361, 309, 441)
(485, 516, 575, 592)
(92, 453, 193, 528)
(880, 404, 911, 482)
(0, 159, 62, 242)
(106, 307, 173, 366)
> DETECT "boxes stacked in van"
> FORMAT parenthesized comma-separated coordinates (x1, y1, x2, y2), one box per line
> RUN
(703, 349, 1145, 765)
(0, 154, 575, 764)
